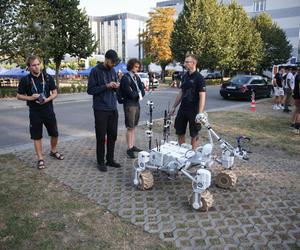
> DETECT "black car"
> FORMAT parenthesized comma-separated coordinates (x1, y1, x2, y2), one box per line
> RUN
(220, 75, 273, 100)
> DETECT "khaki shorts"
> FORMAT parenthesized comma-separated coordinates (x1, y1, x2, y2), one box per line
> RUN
(124, 105, 140, 128)
(294, 99, 300, 113)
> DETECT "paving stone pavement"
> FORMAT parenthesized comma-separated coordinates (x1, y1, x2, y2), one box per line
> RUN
(16, 128, 300, 249)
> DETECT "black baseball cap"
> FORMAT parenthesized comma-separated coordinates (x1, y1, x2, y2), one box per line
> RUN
(105, 49, 120, 64)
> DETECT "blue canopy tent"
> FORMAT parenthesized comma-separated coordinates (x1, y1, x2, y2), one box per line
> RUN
(114, 62, 128, 74)
(0, 67, 29, 78)
(59, 67, 78, 76)
(78, 66, 93, 76)
(46, 68, 55, 76)
(0, 68, 8, 74)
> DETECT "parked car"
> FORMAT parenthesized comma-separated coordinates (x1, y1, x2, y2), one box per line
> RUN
(136, 72, 159, 89)
(200, 69, 222, 79)
(220, 75, 274, 100)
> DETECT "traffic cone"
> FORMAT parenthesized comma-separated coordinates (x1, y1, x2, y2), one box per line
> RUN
(250, 92, 256, 111)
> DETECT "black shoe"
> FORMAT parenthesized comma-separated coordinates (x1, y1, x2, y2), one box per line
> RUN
(289, 123, 296, 129)
(126, 148, 136, 158)
(106, 161, 122, 168)
(283, 109, 291, 113)
(132, 146, 143, 152)
(97, 163, 107, 172)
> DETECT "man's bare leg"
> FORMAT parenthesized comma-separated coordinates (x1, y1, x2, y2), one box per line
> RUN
(33, 139, 43, 160)
(178, 135, 185, 145)
(50, 136, 58, 153)
(191, 136, 199, 150)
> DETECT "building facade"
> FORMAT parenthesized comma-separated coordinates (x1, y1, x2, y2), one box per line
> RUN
(156, 0, 300, 60)
(156, 0, 184, 17)
(89, 13, 147, 62)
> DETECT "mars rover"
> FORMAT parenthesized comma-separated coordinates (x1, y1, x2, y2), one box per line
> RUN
(133, 101, 250, 211)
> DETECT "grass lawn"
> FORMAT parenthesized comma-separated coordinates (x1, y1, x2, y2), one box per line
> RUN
(0, 154, 176, 250)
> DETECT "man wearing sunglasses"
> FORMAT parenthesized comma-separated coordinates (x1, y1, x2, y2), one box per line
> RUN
(87, 49, 122, 172)
(17, 55, 63, 170)
(170, 54, 206, 150)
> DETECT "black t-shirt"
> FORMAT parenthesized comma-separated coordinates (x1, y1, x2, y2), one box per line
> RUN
(18, 72, 57, 111)
(293, 74, 300, 99)
(274, 72, 283, 87)
(180, 71, 206, 111)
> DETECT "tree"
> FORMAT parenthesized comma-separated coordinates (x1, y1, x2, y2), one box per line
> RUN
(141, 7, 175, 80)
(171, 0, 263, 74)
(252, 12, 292, 70)
(171, 0, 205, 65)
(46, 0, 97, 86)
(0, 0, 22, 62)
(226, 1, 263, 73)
(0, 0, 97, 85)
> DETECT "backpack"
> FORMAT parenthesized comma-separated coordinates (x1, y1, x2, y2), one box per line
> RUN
(116, 83, 124, 104)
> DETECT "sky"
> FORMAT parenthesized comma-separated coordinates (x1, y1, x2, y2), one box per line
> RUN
(79, 0, 160, 17)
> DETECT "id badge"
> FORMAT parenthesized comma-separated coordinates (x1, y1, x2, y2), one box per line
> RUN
(138, 91, 143, 101)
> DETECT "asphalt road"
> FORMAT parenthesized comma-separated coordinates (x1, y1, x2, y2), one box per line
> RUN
(0, 86, 252, 152)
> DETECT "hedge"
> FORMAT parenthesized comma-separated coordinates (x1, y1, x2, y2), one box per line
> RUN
(0, 84, 88, 98)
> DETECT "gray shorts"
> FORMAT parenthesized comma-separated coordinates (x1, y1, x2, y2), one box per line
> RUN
(124, 105, 140, 129)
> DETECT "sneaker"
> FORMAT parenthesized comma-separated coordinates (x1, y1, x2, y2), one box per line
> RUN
(106, 161, 122, 168)
(291, 128, 300, 134)
(289, 124, 296, 129)
(279, 104, 284, 109)
(126, 148, 136, 159)
(132, 146, 143, 152)
(283, 109, 291, 113)
(97, 163, 107, 172)
(273, 105, 280, 110)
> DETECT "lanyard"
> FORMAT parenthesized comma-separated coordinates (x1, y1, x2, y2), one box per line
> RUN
(31, 73, 45, 94)
(129, 72, 140, 93)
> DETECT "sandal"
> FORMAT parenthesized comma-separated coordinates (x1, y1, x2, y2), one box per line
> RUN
(37, 159, 45, 170)
(49, 151, 64, 160)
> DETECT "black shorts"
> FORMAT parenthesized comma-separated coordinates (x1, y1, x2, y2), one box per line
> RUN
(124, 104, 140, 129)
(29, 110, 58, 140)
(174, 109, 201, 137)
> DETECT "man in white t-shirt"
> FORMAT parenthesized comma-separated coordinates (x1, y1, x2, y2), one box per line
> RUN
(283, 67, 295, 112)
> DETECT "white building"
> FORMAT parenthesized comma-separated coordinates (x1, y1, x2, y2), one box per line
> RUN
(89, 13, 147, 62)
(156, 0, 183, 18)
(156, 0, 300, 60)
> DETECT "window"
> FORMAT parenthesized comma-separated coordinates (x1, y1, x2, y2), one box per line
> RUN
(254, 0, 266, 12)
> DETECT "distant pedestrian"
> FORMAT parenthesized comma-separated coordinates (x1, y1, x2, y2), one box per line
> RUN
(17, 55, 64, 170)
(120, 58, 145, 158)
(291, 67, 300, 133)
(87, 49, 122, 172)
(169, 54, 206, 150)
(272, 67, 285, 110)
(283, 67, 294, 112)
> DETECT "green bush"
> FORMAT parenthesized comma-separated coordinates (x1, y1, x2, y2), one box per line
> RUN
(0, 88, 17, 98)
(77, 84, 82, 92)
(205, 79, 221, 85)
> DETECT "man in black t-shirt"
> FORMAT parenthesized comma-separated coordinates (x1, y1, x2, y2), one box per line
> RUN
(17, 55, 64, 170)
(273, 67, 285, 110)
(170, 54, 206, 149)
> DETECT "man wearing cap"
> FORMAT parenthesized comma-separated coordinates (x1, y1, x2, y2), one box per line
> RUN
(87, 49, 122, 172)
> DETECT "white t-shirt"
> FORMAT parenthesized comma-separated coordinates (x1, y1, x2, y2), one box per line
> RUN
(285, 72, 295, 90)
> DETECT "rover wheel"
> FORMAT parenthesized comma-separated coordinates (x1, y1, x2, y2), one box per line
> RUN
(215, 170, 237, 189)
(189, 190, 214, 212)
(138, 170, 154, 190)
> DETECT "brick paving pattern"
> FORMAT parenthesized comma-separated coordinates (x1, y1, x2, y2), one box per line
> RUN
(16, 128, 300, 249)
